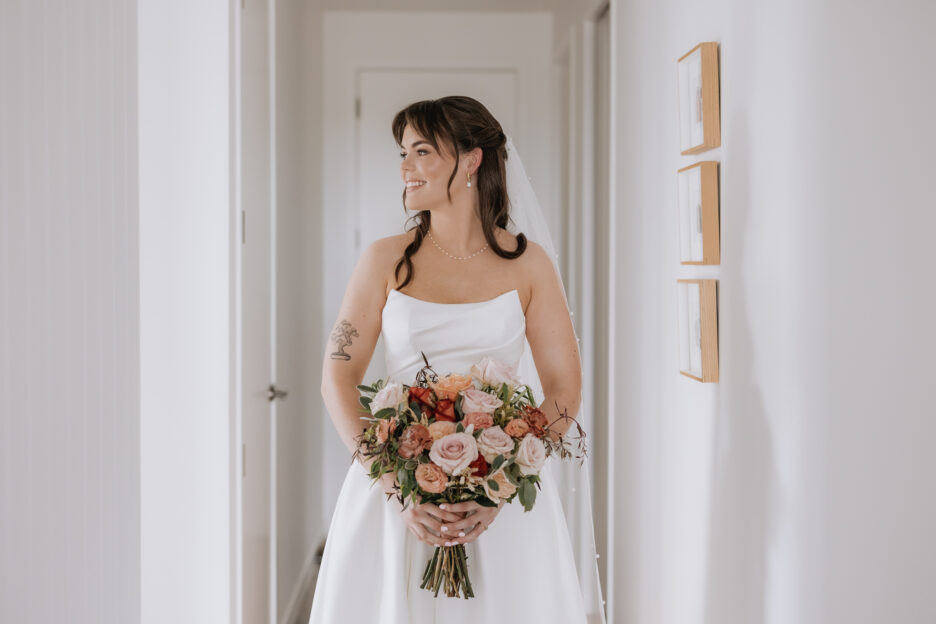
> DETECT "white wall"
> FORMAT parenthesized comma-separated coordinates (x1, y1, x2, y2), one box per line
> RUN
(138, 1, 233, 622)
(0, 1, 140, 621)
(610, 1, 936, 623)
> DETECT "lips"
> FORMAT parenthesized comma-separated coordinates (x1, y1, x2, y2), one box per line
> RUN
(405, 180, 427, 193)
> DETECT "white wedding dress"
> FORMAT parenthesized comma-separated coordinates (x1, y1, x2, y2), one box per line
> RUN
(309, 287, 598, 624)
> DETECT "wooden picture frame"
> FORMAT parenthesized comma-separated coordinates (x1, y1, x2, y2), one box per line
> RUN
(677, 161, 720, 265)
(677, 42, 720, 154)
(677, 279, 719, 382)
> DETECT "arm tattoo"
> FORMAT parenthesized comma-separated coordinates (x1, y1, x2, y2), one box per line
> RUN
(329, 319, 359, 360)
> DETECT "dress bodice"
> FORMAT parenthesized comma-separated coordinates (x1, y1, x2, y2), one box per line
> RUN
(380, 288, 528, 386)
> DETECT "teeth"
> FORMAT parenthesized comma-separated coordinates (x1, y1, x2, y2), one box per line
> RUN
(405, 180, 426, 188)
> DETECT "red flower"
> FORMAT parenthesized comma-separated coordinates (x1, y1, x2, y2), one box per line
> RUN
(468, 454, 489, 477)
(408, 386, 434, 407)
(433, 398, 456, 422)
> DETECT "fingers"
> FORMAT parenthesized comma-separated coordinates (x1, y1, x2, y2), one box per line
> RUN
(438, 501, 480, 514)
(450, 515, 488, 545)
(437, 514, 480, 536)
(421, 503, 463, 523)
(408, 522, 448, 547)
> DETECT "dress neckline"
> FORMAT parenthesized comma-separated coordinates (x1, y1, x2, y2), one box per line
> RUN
(388, 288, 520, 307)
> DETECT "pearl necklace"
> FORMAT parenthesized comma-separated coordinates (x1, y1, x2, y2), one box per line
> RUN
(427, 231, 488, 260)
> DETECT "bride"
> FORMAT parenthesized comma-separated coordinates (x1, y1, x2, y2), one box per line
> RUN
(311, 96, 604, 623)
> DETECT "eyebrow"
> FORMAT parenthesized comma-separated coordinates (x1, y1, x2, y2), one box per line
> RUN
(405, 140, 431, 149)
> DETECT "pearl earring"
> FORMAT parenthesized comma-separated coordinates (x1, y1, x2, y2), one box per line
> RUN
(466, 170, 472, 188)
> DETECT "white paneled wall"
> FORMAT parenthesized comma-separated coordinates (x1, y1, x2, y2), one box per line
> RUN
(0, 1, 140, 622)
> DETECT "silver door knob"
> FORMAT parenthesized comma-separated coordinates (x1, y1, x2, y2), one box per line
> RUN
(268, 384, 289, 402)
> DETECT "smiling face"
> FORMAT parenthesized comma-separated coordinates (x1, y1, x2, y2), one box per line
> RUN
(399, 124, 467, 211)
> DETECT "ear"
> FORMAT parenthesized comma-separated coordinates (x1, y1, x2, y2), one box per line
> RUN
(467, 147, 483, 175)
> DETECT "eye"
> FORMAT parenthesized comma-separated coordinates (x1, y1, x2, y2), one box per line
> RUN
(399, 149, 429, 159)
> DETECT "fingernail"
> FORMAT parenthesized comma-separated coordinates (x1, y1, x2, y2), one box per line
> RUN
(445, 541, 452, 546)
(441, 526, 448, 532)
(458, 531, 465, 537)
(439, 504, 446, 509)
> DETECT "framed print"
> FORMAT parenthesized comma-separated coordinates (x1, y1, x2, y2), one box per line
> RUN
(677, 161, 720, 265)
(677, 279, 719, 382)
(677, 42, 720, 154)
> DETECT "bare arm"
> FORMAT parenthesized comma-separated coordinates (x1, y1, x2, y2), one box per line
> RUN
(522, 241, 583, 438)
(320, 240, 388, 456)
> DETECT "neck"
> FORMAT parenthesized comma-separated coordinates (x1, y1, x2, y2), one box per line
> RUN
(425, 199, 486, 256)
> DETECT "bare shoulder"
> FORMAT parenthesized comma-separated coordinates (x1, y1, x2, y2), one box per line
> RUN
(514, 236, 557, 291)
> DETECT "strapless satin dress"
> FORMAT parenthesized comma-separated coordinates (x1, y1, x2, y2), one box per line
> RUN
(308, 288, 588, 624)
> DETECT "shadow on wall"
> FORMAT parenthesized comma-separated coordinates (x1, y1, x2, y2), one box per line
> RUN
(703, 112, 778, 624)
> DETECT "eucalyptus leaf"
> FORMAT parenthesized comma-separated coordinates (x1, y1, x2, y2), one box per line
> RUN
(486, 479, 500, 491)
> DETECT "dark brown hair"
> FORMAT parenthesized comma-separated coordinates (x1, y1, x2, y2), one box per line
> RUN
(391, 95, 527, 289)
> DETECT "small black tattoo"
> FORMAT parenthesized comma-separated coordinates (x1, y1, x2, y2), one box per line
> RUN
(329, 319, 359, 360)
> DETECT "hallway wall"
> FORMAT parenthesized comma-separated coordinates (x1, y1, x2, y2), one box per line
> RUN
(0, 1, 140, 621)
(610, 1, 936, 623)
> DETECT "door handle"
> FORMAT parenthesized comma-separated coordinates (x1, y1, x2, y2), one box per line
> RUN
(268, 384, 289, 402)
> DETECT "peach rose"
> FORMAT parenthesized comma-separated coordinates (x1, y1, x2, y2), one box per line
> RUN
(415, 463, 448, 494)
(398, 424, 432, 459)
(483, 469, 517, 501)
(515, 434, 547, 475)
(521, 405, 549, 437)
(470, 356, 522, 388)
(476, 425, 515, 463)
(428, 432, 479, 475)
(428, 420, 456, 441)
(462, 412, 494, 430)
(376, 417, 397, 444)
(460, 387, 503, 414)
(430, 373, 475, 402)
(504, 418, 530, 438)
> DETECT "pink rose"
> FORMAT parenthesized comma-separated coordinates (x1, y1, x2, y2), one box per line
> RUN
(376, 417, 397, 444)
(428, 432, 479, 475)
(462, 412, 494, 430)
(504, 418, 530, 438)
(460, 387, 503, 414)
(470, 356, 522, 388)
(515, 434, 546, 475)
(483, 469, 517, 501)
(370, 382, 405, 414)
(476, 425, 515, 463)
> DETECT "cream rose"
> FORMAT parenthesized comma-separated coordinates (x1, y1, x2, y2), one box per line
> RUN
(370, 382, 405, 414)
(427, 420, 456, 441)
(483, 469, 517, 501)
(515, 434, 547, 475)
(476, 425, 515, 463)
(428, 432, 479, 476)
(460, 387, 503, 414)
(470, 356, 522, 388)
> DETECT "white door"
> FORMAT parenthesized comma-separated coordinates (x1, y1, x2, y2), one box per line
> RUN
(241, 0, 276, 621)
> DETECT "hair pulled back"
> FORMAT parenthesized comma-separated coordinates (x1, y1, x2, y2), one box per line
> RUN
(391, 95, 527, 289)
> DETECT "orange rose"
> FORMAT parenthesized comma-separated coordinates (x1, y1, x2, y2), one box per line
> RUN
(398, 424, 433, 459)
(504, 418, 530, 438)
(521, 405, 549, 437)
(432, 397, 457, 422)
(430, 373, 474, 402)
(415, 463, 448, 494)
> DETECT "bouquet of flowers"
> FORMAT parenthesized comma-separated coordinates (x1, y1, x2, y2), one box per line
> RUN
(352, 351, 587, 599)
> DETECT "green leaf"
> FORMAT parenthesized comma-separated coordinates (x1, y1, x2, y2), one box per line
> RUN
(358, 395, 372, 410)
(356, 384, 375, 393)
(374, 407, 396, 419)
(456, 422, 464, 433)
(475, 496, 498, 508)
(486, 479, 500, 491)
(519, 479, 537, 511)
(490, 454, 505, 472)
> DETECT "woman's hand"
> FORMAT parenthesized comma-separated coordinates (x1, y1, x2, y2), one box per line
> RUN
(432, 500, 504, 546)
(379, 473, 464, 547)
